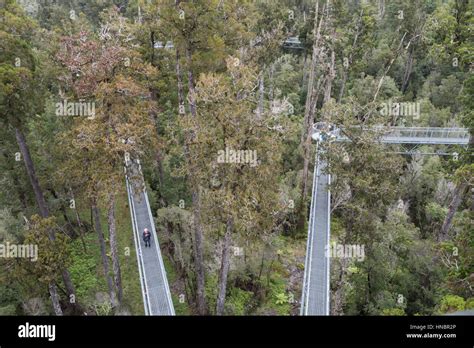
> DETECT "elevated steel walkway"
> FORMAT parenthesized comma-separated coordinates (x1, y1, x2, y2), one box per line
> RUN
(125, 160, 175, 315)
(335, 126, 470, 145)
(301, 126, 470, 316)
(300, 150, 330, 315)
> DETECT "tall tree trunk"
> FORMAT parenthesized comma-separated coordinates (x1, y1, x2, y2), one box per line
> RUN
(61, 269, 77, 307)
(191, 189, 207, 314)
(338, 9, 362, 103)
(186, 46, 197, 117)
(365, 268, 372, 314)
(269, 64, 275, 103)
(148, 86, 167, 207)
(439, 135, 473, 240)
(300, 0, 322, 146)
(301, 53, 309, 90)
(324, 48, 336, 104)
(15, 127, 49, 218)
(50, 188, 76, 237)
(155, 151, 166, 207)
(49, 283, 63, 316)
(92, 200, 117, 307)
(332, 222, 352, 315)
(298, 1, 323, 227)
(147, 27, 167, 207)
(70, 188, 87, 252)
(16, 127, 77, 313)
(338, 69, 349, 103)
(439, 182, 467, 241)
(257, 246, 266, 282)
(401, 45, 414, 93)
(184, 39, 207, 314)
(107, 192, 123, 305)
(300, 132, 313, 208)
(332, 256, 348, 315)
(175, 44, 201, 306)
(176, 49, 185, 109)
(216, 217, 233, 315)
(378, 0, 385, 19)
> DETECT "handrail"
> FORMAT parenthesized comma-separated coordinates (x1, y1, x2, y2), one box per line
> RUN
(300, 150, 319, 315)
(326, 171, 331, 316)
(333, 126, 470, 144)
(300, 150, 331, 316)
(125, 167, 151, 315)
(139, 161, 175, 315)
(125, 160, 175, 315)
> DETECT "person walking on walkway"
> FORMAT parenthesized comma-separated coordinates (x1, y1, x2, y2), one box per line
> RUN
(143, 228, 151, 247)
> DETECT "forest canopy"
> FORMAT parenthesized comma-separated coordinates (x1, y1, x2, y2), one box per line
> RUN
(0, 0, 472, 317)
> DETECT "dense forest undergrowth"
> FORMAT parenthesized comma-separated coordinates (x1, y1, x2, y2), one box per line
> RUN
(0, 0, 472, 316)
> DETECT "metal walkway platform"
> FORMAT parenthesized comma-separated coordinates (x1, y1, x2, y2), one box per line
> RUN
(301, 126, 470, 316)
(300, 150, 330, 315)
(125, 160, 175, 315)
(336, 126, 470, 145)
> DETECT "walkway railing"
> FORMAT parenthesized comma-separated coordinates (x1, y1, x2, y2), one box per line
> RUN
(125, 160, 175, 315)
(302, 126, 470, 316)
(335, 126, 470, 145)
(300, 149, 331, 315)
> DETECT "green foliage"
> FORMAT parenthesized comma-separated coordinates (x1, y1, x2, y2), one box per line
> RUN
(0, 285, 20, 315)
(225, 287, 253, 315)
(205, 275, 219, 314)
(68, 234, 105, 303)
(275, 292, 290, 305)
(437, 295, 465, 314)
(2, 0, 471, 318)
(93, 302, 113, 316)
(265, 273, 291, 315)
(172, 293, 191, 316)
(382, 308, 406, 316)
(425, 202, 447, 230)
(465, 298, 474, 310)
(0, 208, 24, 243)
(0, 304, 17, 315)
(16, 215, 71, 285)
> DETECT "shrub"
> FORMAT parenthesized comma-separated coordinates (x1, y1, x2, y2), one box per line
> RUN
(382, 308, 406, 316)
(438, 295, 465, 313)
